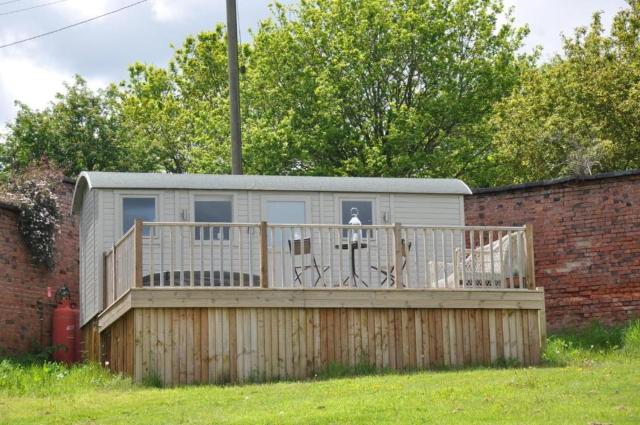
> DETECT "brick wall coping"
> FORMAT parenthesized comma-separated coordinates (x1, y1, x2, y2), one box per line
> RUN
(0, 201, 19, 212)
(471, 168, 640, 195)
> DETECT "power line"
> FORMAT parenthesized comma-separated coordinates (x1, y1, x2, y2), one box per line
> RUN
(0, 0, 147, 49)
(0, 0, 69, 17)
(0, 0, 24, 7)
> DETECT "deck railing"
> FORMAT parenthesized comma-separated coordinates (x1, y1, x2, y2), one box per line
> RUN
(103, 220, 536, 308)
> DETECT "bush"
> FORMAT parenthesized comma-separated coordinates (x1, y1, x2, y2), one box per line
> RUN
(3, 163, 63, 269)
(543, 320, 640, 366)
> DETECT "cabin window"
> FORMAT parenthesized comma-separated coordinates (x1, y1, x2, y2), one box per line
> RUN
(341, 200, 373, 238)
(266, 200, 306, 245)
(194, 199, 233, 240)
(122, 197, 156, 236)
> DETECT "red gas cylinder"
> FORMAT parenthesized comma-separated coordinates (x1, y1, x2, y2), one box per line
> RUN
(52, 287, 80, 364)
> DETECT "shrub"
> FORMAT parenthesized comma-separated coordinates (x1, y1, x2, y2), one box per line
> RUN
(543, 320, 640, 366)
(4, 163, 62, 269)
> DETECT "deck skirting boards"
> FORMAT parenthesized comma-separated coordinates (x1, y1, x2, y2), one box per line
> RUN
(97, 290, 545, 385)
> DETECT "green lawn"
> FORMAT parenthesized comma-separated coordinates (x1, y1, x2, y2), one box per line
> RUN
(1, 321, 639, 425)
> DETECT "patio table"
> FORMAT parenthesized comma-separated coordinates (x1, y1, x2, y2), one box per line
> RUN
(334, 242, 368, 287)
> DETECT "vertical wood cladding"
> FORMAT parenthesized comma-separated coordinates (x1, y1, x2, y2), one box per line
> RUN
(103, 307, 543, 386)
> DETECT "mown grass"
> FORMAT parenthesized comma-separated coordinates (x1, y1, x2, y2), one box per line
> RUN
(1, 320, 639, 424)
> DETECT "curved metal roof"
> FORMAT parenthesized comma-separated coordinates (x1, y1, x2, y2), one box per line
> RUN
(72, 171, 471, 213)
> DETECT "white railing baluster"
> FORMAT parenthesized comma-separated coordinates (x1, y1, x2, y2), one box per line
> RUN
(489, 230, 495, 289)
(517, 230, 523, 289)
(103, 222, 536, 310)
(479, 230, 485, 288)
(179, 226, 184, 287)
(238, 227, 245, 286)
(219, 225, 224, 286)
(470, 230, 476, 288)
(498, 230, 505, 288)
(159, 227, 165, 287)
(507, 231, 514, 289)
(449, 229, 455, 288)
(199, 226, 204, 286)
(148, 225, 154, 287)
(459, 229, 466, 288)
(432, 229, 439, 288)
(421, 229, 428, 288)
(170, 226, 175, 287)
(229, 227, 235, 286)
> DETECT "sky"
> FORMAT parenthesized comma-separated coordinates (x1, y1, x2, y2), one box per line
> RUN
(0, 0, 629, 128)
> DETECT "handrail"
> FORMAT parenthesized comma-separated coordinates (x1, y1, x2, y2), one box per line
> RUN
(102, 221, 536, 309)
(113, 224, 135, 249)
(142, 222, 526, 232)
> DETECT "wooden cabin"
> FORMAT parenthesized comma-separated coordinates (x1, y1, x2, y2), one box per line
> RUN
(72, 172, 545, 385)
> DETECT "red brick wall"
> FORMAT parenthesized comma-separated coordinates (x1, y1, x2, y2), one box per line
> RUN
(465, 172, 640, 330)
(0, 181, 79, 355)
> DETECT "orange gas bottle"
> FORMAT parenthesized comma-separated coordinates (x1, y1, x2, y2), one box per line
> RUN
(51, 286, 80, 364)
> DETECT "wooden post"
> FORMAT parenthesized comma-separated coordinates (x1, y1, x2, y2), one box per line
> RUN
(524, 224, 536, 290)
(538, 287, 547, 349)
(111, 245, 116, 304)
(134, 219, 143, 288)
(393, 223, 403, 289)
(102, 251, 108, 310)
(260, 221, 269, 288)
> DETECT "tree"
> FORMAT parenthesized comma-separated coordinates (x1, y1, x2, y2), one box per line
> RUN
(1, 1, 530, 183)
(0, 76, 129, 176)
(118, 27, 243, 174)
(244, 0, 531, 184)
(489, 0, 640, 185)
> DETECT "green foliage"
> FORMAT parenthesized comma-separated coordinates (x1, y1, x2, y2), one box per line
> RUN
(623, 319, 640, 355)
(245, 0, 531, 183)
(489, 0, 640, 185)
(2, 325, 640, 424)
(0, 76, 132, 177)
(141, 370, 164, 388)
(317, 361, 379, 379)
(117, 27, 240, 174)
(0, 0, 530, 185)
(0, 360, 129, 397)
(543, 320, 640, 366)
(2, 1, 639, 187)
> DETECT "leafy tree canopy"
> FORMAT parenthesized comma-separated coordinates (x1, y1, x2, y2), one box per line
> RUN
(0, 76, 127, 176)
(1, 0, 638, 188)
(244, 0, 531, 184)
(489, 0, 640, 185)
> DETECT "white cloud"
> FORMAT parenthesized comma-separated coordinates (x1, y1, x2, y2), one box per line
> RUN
(504, 0, 627, 58)
(0, 49, 108, 126)
(57, 0, 111, 18)
(150, 0, 218, 23)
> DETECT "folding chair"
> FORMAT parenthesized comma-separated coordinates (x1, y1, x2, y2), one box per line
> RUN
(371, 239, 412, 287)
(288, 237, 330, 287)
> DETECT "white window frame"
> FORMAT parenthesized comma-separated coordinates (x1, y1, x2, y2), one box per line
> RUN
(335, 195, 377, 241)
(190, 193, 235, 244)
(261, 195, 311, 250)
(117, 193, 159, 238)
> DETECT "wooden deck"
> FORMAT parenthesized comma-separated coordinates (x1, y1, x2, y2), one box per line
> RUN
(97, 288, 545, 385)
(91, 221, 545, 385)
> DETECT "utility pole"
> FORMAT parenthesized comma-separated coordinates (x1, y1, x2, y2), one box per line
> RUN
(226, 0, 243, 174)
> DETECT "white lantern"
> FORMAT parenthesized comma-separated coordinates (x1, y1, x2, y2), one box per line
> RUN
(348, 207, 362, 243)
